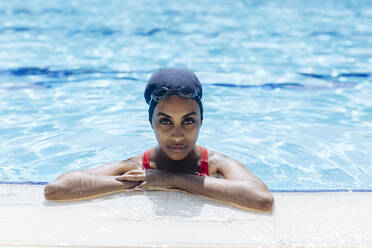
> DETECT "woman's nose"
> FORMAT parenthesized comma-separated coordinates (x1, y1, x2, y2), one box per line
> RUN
(171, 126, 184, 143)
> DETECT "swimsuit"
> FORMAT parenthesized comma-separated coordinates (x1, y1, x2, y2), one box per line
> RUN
(142, 146, 209, 176)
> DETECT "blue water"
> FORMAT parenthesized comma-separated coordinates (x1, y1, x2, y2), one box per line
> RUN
(1, 0, 372, 191)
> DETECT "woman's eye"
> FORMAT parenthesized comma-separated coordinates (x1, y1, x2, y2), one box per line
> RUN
(159, 118, 172, 125)
(183, 118, 195, 126)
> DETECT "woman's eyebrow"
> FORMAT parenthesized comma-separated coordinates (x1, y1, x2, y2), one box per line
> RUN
(183, 112, 196, 118)
(157, 112, 196, 118)
(158, 112, 172, 118)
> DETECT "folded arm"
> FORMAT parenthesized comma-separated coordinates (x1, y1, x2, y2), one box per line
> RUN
(44, 159, 141, 201)
(118, 152, 274, 212)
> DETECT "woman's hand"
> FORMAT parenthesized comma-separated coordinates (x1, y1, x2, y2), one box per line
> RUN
(115, 169, 174, 190)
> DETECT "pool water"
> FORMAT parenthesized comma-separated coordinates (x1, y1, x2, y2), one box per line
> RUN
(0, 0, 371, 191)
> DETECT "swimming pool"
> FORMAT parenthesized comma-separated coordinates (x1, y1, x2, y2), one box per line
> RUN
(0, 0, 371, 191)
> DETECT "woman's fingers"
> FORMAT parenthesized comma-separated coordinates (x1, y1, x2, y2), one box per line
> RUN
(116, 174, 144, 181)
(124, 170, 144, 175)
(115, 169, 174, 190)
(116, 170, 146, 181)
(134, 181, 147, 190)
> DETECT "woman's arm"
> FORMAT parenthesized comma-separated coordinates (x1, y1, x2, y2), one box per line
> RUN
(117, 152, 273, 212)
(202, 151, 274, 211)
(119, 170, 273, 211)
(44, 158, 141, 201)
(170, 174, 273, 211)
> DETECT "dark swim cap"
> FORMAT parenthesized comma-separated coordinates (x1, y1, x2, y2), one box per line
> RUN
(144, 68, 203, 123)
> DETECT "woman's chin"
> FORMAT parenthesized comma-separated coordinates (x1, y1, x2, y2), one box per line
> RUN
(166, 148, 189, 160)
(167, 152, 188, 161)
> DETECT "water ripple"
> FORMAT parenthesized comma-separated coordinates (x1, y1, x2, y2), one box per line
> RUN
(0, 0, 371, 190)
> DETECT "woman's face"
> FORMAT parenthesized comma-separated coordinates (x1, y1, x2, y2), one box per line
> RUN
(151, 95, 202, 160)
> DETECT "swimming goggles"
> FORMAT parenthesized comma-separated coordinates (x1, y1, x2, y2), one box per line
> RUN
(150, 86, 200, 103)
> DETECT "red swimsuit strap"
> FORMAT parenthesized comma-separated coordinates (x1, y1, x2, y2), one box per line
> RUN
(142, 149, 151, 169)
(199, 146, 209, 176)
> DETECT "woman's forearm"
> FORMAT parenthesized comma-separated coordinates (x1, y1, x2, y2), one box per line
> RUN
(44, 171, 140, 201)
(170, 174, 273, 211)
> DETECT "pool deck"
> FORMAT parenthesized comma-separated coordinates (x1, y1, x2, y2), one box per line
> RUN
(0, 184, 371, 248)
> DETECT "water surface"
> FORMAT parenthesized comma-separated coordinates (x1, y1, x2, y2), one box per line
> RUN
(1, 0, 371, 190)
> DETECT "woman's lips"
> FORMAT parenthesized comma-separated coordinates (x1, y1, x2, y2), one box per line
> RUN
(168, 145, 188, 152)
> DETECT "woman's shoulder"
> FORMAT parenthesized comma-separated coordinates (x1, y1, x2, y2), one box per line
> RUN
(121, 147, 156, 168)
(204, 148, 248, 173)
(128, 147, 158, 169)
(200, 147, 232, 174)
(118, 154, 143, 169)
(203, 148, 229, 163)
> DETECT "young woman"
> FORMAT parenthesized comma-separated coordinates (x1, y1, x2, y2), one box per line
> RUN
(44, 68, 274, 211)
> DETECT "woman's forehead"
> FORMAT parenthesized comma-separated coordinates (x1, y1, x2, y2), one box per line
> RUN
(154, 95, 200, 117)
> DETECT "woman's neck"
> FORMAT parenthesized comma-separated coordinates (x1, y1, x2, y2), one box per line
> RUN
(155, 146, 199, 174)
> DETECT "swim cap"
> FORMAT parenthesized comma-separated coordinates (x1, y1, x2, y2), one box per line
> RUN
(144, 68, 203, 123)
